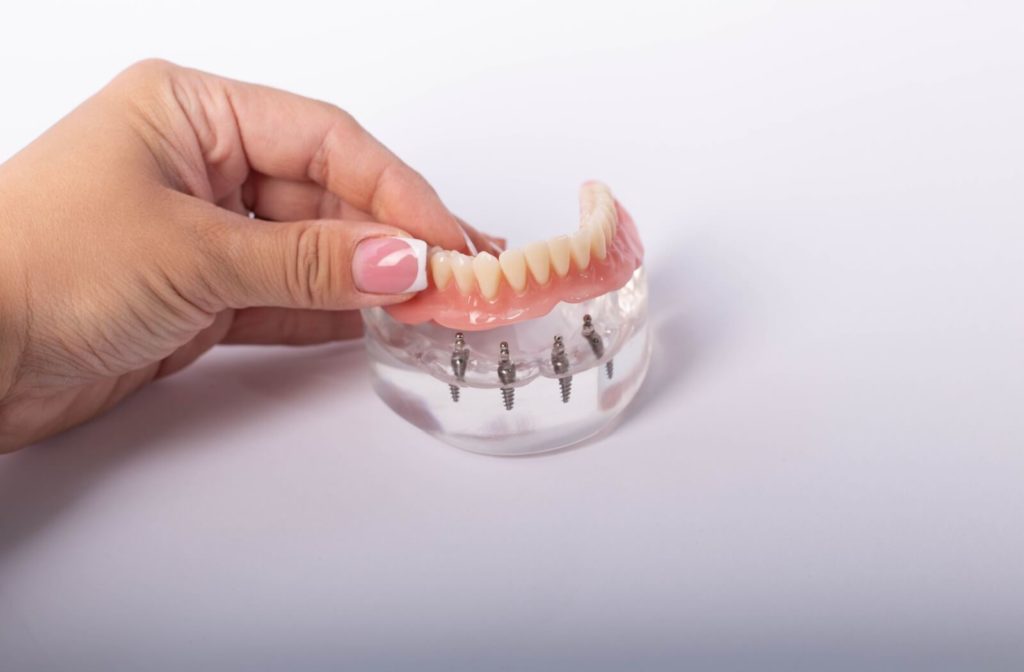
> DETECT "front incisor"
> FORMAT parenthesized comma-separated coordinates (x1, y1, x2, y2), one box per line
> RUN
(449, 253, 477, 295)
(498, 249, 528, 293)
(547, 235, 572, 277)
(524, 241, 551, 285)
(472, 252, 502, 300)
(570, 229, 591, 270)
(430, 251, 453, 290)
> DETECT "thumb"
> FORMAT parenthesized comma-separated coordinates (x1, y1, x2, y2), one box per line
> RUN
(206, 216, 429, 311)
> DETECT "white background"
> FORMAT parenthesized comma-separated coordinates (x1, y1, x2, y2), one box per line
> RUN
(2, 1, 1023, 669)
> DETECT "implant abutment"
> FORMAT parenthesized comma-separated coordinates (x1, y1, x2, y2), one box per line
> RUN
(497, 341, 517, 410)
(551, 335, 572, 403)
(449, 331, 468, 402)
(582, 314, 613, 379)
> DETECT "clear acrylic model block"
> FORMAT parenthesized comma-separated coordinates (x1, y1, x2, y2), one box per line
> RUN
(362, 267, 651, 456)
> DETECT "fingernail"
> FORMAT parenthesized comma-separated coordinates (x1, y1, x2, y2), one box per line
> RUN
(353, 236, 427, 294)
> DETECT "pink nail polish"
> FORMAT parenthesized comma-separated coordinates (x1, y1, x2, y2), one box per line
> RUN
(353, 236, 427, 294)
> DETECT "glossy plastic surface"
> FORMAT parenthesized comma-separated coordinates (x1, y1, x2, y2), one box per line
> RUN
(362, 267, 651, 455)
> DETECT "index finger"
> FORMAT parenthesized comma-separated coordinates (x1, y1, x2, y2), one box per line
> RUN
(182, 67, 469, 251)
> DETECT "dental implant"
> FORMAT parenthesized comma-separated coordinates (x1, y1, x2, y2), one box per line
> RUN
(497, 341, 517, 411)
(551, 335, 572, 403)
(449, 331, 468, 402)
(582, 314, 613, 379)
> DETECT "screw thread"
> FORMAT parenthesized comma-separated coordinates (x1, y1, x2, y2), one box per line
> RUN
(606, 360, 614, 380)
(449, 384, 460, 403)
(501, 386, 515, 411)
(558, 376, 572, 403)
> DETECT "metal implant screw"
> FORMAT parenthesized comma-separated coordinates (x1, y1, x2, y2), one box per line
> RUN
(551, 335, 572, 403)
(449, 332, 468, 402)
(582, 314, 613, 379)
(497, 341, 517, 411)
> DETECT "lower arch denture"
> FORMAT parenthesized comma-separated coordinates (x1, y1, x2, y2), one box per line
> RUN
(385, 181, 645, 331)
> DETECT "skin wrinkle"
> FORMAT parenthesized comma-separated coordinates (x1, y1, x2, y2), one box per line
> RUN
(221, 85, 252, 194)
(307, 119, 339, 202)
(190, 76, 247, 200)
(134, 75, 208, 199)
(368, 161, 402, 231)
(169, 74, 233, 201)
(293, 224, 326, 308)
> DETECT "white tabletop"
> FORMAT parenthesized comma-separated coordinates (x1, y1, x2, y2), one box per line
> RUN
(2, 2, 1023, 669)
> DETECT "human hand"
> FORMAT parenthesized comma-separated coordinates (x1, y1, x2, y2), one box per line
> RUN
(0, 59, 498, 451)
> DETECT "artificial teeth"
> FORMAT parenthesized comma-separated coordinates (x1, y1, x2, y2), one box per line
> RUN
(430, 250, 453, 291)
(602, 215, 615, 246)
(428, 183, 620, 299)
(449, 253, 476, 295)
(588, 216, 608, 261)
(472, 252, 502, 300)
(524, 241, 551, 285)
(498, 248, 528, 293)
(547, 235, 572, 278)
(570, 229, 592, 270)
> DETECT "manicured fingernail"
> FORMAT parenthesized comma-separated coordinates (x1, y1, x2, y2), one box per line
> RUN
(353, 236, 427, 294)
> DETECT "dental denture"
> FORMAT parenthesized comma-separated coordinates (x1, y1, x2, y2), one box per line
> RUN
(386, 181, 644, 330)
(361, 181, 652, 456)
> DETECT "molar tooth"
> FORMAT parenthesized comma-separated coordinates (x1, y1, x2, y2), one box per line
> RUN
(524, 241, 551, 285)
(472, 252, 502, 300)
(449, 253, 477, 295)
(547, 235, 572, 278)
(498, 248, 528, 293)
(430, 251, 453, 291)
(589, 216, 608, 260)
(570, 229, 592, 270)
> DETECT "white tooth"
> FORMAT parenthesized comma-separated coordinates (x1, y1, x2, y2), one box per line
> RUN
(450, 253, 476, 295)
(499, 248, 528, 293)
(472, 252, 502, 300)
(547, 235, 571, 278)
(589, 215, 608, 260)
(524, 241, 551, 285)
(602, 217, 614, 248)
(598, 202, 617, 239)
(430, 251, 453, 291)
(570, 229, 592, 270)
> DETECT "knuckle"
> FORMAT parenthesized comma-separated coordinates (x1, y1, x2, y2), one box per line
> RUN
(307, 108, 353, 186)
(189, 218, 243, 311)
(107, 59, 182, 128)
(115, 58, 177, 89)
(158, 216, 243, 310)
(288, 224, 338, 308)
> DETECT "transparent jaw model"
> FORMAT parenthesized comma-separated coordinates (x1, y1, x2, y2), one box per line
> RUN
(362, 183, 651, 456)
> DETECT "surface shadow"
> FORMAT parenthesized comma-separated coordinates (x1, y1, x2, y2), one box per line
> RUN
(0, 343, 365, 563)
